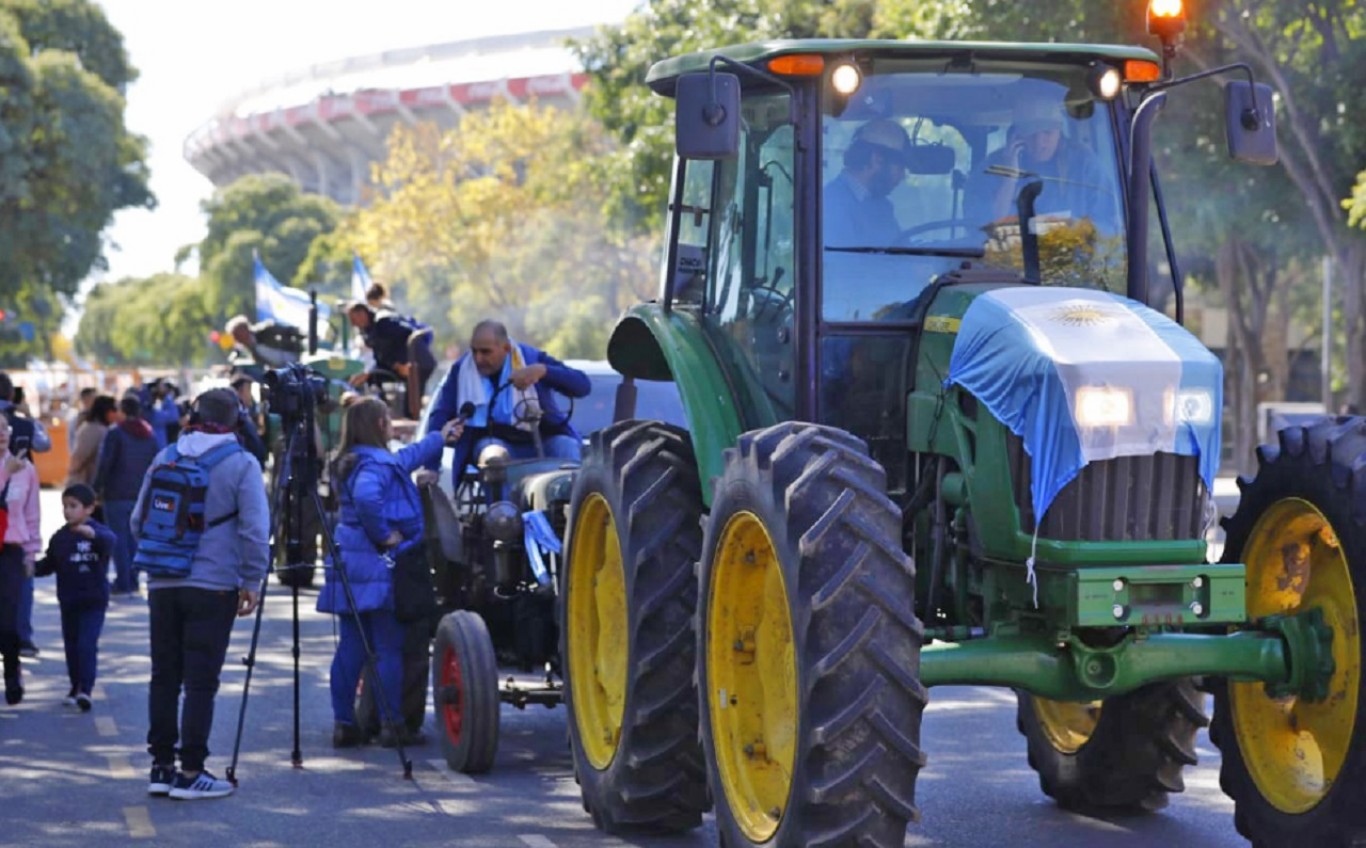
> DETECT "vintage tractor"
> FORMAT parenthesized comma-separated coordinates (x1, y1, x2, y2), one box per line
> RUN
(561, 5, 1366, 847)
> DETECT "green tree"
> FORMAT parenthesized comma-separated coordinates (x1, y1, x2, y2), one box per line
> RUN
(197, 173, 342, 324)
(74, 274, 217, 366)
(0, 0, 152, 302)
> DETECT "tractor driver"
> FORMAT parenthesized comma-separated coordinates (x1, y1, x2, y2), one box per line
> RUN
(823, 118, 915, 248)
(421, 320, 590, 483)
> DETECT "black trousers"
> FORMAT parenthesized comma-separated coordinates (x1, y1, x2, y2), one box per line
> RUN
(146, 587, 238, 772)
(0, 545, 23, 689)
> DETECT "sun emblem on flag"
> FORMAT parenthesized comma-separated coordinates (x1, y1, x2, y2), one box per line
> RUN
(1052, 304, 1119, 327)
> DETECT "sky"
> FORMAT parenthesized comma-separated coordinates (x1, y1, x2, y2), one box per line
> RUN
(86, 0, 639, 319)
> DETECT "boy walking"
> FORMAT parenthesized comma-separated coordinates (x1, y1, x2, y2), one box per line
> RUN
(132, 389, 269, 800)
(34, 485, 114, 710)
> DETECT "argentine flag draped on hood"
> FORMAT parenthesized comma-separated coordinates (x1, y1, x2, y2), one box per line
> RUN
(946, 287, 1222, 523)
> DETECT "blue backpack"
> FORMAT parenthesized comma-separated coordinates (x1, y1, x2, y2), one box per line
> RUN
(133, 442, 242, 579)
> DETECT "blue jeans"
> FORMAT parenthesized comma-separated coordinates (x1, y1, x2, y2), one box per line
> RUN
(330, 609, 405, 728)
(60, 603, 107, 695)
(104, 500, 138, 593)
(473, 434, 581, 462)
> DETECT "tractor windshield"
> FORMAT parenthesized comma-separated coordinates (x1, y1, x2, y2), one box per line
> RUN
(821, 59, 1127, 322)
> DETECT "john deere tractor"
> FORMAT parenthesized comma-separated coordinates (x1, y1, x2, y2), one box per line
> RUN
(561, 5, 1366, 847)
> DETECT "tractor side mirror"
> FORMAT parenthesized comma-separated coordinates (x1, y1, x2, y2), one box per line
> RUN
(1224, 81, 1277, 166)
(676, 72, 740, 160)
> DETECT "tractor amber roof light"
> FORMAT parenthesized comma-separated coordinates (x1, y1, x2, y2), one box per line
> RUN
(767, 54, 825, 76)
(1147, 0, 1187, 40)
(1124, 60, 1162, 83)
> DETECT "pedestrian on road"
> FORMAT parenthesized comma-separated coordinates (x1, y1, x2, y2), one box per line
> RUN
(133, 388, 269, 800)
(1, 371, 49, 660)
(319, 396, 460, 748)
(66, 394, 117, 489)
(66, 388, 97, 452)
(34, 484, 113, 711)
(0, 417, 39, 704)
(96, 396, 160, 596)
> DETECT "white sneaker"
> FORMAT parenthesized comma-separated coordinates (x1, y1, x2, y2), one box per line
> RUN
(168, 770, 234, 800)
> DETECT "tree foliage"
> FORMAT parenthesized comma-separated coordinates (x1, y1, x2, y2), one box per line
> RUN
(335, 102, 656, 358)
(196, 173, 343, 323)
(74, 273, 215, 366)
(0, 0, 151, 302)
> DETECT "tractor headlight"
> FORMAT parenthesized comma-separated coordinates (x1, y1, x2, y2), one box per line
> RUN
(1170, 389, 1215, 425)
(1074, 387, 1134, 428)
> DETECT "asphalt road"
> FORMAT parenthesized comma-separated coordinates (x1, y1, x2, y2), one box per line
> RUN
(0, 489, 1250, 847)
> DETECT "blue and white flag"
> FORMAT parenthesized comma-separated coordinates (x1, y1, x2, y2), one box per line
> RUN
(254, 253, 330, 331)
(946, 287, 1222, 522)
(352, 253, 372, 304)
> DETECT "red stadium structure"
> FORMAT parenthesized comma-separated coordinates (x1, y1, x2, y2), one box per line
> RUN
(184, 27, 593, 206)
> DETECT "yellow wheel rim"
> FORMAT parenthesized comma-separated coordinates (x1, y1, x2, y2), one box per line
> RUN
(1232, 497, 1359, 814)
(706, 512, 797, 844)
(1033, 698, 1102, 754)
(567, 493, 628, 770)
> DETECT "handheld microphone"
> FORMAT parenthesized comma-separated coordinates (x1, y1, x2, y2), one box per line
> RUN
(457, 402, 476, 423)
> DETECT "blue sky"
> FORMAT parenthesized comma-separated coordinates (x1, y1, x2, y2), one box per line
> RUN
(87, 0, 638, 321)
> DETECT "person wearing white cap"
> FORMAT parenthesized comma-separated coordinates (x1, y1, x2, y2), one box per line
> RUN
(823, 118, 916, 248)
(976, 93, 1107, 224)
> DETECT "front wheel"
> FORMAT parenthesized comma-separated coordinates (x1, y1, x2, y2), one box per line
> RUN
(432, 610, 500, 774)
(1211, 418, 1366, 846)
(1015, 681, 1206, 812)
(699, 423, 926, 848)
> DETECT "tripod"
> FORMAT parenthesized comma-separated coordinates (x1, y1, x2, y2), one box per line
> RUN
(226, 387, 414, 784)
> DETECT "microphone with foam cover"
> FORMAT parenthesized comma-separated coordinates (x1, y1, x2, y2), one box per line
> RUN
(458, 402, 476, 421)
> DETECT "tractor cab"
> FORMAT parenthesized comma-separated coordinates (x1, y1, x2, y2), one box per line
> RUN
(641, 43, 1152, 491)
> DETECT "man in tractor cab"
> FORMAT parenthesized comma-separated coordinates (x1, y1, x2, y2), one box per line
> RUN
(972, 90, 1110, 227)
(822, 118, 915, 248)
(421, 320, 589, 484)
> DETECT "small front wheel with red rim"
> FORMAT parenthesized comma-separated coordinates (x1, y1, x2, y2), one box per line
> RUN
(432, 610, 500, 774)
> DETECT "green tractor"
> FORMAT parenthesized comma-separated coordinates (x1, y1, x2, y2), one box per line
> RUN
(560, 6, 1366, 848)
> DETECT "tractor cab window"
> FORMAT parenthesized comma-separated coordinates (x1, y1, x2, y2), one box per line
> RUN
(703, 91, 797, 421)
(665, 159, 717, 306)
(821, 60, 1127, 323)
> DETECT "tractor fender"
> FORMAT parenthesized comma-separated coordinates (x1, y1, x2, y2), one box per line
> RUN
(607, 306, 745, 505)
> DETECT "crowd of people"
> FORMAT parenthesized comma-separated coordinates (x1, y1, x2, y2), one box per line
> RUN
(0, 300, 592, 802)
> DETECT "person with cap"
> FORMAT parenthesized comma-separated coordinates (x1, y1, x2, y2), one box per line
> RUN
(975, 92, 1107, 224)
(823, 119, 916, 248)
(345, 302, 437, 408)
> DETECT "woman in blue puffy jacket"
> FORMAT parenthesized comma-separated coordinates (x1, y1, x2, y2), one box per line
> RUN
(318, 397, 461, 748)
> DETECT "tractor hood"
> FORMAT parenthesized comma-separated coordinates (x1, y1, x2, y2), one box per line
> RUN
(946, 287, 1222, 522)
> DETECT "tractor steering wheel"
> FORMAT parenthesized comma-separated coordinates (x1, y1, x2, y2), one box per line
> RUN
(900, 218, 976, 246)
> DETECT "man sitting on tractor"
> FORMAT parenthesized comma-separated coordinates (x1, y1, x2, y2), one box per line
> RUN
(823, 118, 915, 248)
(421, 320, 590, 484)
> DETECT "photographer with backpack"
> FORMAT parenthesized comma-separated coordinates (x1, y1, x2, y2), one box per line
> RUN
(131, 389, 270, 800)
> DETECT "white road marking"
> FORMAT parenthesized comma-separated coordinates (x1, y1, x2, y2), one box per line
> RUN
(519, 836, 558, 848)
(95, 716, 118, 737)
(123, 806, 156, 838)
(106, 755, 135, 779)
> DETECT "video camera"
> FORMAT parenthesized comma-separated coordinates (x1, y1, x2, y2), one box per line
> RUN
(263, 362, 328, 425)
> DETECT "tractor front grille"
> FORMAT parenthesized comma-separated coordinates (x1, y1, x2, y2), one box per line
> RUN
(1006, 433, 1208, 542)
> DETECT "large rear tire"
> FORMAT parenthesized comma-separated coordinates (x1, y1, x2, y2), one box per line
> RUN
(562, 421, 707, 832)
(1210, 417, 1366, 846)
(1015, 680, 1206, 811)
(699, 423, 926, 848)
(432, 610, 500, 774)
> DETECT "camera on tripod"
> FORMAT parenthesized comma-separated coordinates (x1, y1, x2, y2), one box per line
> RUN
(262, 362, 329, 425)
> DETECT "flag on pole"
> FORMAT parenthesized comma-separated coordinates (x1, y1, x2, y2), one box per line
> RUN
(352, 253, 372, 304)
(254, 252, 330, 332)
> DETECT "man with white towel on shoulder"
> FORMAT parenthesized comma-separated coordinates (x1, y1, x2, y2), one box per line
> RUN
(421, 320, 590, 485)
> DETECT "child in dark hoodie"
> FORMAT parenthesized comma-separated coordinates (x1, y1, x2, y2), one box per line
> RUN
(35, 484, 114, 710)
(94, 395, 160, 595)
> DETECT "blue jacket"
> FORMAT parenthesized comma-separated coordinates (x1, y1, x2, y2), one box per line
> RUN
(95, 420, 161, 503)
(316, 431, 444, 615)
(35, 520, 115, 608)
(421, 343, 591, 476)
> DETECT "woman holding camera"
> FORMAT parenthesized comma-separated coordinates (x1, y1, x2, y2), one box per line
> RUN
(318, 397, 461, 748)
